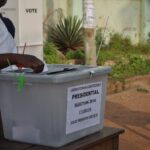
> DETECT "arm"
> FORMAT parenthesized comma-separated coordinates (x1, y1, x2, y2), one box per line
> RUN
(0, 53, 44, 73)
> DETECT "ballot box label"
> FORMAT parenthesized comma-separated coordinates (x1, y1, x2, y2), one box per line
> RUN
(66, 82, 102, 134)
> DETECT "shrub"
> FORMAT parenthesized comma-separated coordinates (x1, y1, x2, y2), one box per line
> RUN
(147, 32, 150, 43)
(97, 50, 117, 65)
(110, 54, 150, 80)
(44, 42, 66, 64)
(47, 16, 84, 53)
(66, 49, 85, 60)
(95, 28, 106, 51)
(135, 43, 150, 54)
(108, 33, 132, 51)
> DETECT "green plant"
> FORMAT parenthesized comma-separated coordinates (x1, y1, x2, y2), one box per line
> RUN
(147, 32, 150, 43)
(108, 33, 132, 51)
(110, 61, 127, 80)
(95, 28, 106, 51)
(135, 43, 150, 54)
(110, 54, 150, 80)
(44, 42, 66, 64)
(95, 30, 150, 80)
(47, 16, 84, 53)
(66, 49, 85, 59)
(97, 50, 116, 65)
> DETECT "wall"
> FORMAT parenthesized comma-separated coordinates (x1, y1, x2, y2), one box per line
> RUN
(43, 0, 67, 24)
(94, 0, 141, 44)
(43, 0, 150, 44)
(66, 0, 141, 43)
(1, 0, 43, 59)
(43, 0, 68, 40)
(142, 0, 150, 42)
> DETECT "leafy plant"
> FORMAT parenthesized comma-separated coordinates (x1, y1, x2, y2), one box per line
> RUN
(147, 32, 150, 43)
(66, 49, 85, 59)
(135, 43, 150, 54)
(95, 28, 106, 51)
(47, 16, 84, 53)
(110, 54, 150, 80)
(97, 50, 121, 65)
(108, 33, 132, 51)
(44, 42, 66, 64)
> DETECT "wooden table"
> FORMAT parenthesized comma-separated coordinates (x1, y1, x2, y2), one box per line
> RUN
(0, 127, 124, 150)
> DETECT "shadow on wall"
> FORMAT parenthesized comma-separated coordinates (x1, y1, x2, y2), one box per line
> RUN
(105, 101, 150, 140)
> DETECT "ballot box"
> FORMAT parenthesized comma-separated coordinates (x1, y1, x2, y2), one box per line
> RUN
(0, 65, 111, 147)
(0, 0, 43, 60)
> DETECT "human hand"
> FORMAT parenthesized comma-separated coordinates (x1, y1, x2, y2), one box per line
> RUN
(14, 54, 44, 73)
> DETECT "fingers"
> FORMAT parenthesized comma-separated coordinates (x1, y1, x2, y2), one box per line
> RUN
(31, 63, 44, 73)
(15, 54, 44, 73)
(28, 56, 44, 73)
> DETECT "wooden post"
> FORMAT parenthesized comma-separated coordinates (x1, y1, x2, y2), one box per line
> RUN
(83, 0, 97, 66)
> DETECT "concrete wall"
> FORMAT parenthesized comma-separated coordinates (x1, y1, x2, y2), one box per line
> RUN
(43, 0, 150, 44)
(43, 0, 67, 24)
(142, 0, 150, 42)
(68, 0, 141, 43)
(94, 0, 141, 44)
(43, 0, 68, 40)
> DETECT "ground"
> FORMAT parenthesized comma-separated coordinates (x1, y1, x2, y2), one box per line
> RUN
(105, 88, 150, 150)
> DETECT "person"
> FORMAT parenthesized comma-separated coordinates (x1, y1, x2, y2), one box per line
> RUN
(0, 0, 44, 73)
(0, 0, 44, 138)
(0, 53, 44, 73)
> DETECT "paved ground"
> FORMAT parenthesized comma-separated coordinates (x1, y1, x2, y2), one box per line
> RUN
(105, 88, 150, 150)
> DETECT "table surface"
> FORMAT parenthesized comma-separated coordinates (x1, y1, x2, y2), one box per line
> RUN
(0, 127, 125, 150)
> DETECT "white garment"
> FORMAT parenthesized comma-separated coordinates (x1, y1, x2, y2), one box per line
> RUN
(0, 18, 17, 54)
(0, 18, 17, 71)
(0, 18, 47, 72)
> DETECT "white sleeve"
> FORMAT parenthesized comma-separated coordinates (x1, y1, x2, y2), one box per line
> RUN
(0, 18, 17, 71)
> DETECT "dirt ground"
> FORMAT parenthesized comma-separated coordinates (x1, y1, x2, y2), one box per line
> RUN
(105, 88, 150, 150)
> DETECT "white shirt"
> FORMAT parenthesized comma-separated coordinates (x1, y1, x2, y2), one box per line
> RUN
(0, 18, 47, 72)
(0, 18, 17, 54)
(0, 18, 17, 71)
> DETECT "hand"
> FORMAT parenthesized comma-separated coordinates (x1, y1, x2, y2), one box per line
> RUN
(14, 54, 44, 73)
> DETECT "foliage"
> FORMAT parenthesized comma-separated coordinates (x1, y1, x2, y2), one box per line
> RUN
(110, 54, 150, 80)
(108, 33, 132, 51)
(97, 50, 122, 65)
(65, 49, 85, 60)
(147, 32, 150, 43)
(96, 30, 150, 63)
(44, 26, 150, 80)
(47, 16, 84, 53)
(95, 28, 106, 51)
(135, 43, 150, 54)
(44, 42, 66, 64)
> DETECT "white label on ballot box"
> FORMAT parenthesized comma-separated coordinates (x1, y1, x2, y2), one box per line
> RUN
(66, 82, 102, 134)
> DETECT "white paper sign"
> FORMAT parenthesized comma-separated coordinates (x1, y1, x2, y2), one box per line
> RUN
(83, 0, 95, 28)
(66, 82, 102, 134)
